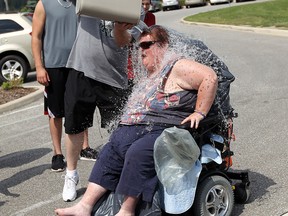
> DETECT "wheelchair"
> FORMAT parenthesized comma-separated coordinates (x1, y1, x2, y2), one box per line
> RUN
(163, 109, 251, 216)
(92, 109, 250, 216)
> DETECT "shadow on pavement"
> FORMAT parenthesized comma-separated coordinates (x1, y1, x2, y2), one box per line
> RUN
(0, 164, 49, 200)
(77, 187, 87, 200)
(0, 148, 51, 169)
(0, 148, 52, 203)
(232, 169, 276, 216)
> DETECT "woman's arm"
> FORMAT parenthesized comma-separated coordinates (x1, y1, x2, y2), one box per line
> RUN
(171, 59, 218, 128)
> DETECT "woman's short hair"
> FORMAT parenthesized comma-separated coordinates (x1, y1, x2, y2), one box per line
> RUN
(141, 25, 169, 47)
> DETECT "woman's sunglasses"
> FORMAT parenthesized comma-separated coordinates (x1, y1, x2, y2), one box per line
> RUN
(138, 41, 157, 50)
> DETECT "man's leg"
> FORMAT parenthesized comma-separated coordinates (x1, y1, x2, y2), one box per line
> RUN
(62, 132, 84, 202)
(82, 129, 89, 149)
(45, 68, 68, 172)
(62, 70, 101, 201)
(49, 117, 63, 155)
(49, 117, 65, 172)
(66, 132, 84, 170)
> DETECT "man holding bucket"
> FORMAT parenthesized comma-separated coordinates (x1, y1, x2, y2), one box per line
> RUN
(61, 0, 147, 202)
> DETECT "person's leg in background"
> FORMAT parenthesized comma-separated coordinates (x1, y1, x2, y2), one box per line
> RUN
(45, 68, 68, 172)
(49, 117, 65, 172)
(80, 129, 98, 161)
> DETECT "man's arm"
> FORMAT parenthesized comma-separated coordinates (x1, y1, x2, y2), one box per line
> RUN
(112, 22, 134, 47)
(31, 0, 49, 86)
(113, 7, 148, 47)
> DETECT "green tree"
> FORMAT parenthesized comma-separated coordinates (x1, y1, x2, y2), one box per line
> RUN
(0, 0, 38, 12)
(20, 0, 38, 12)
(24, 0, 38, 12)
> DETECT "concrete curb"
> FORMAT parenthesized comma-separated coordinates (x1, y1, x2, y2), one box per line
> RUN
(181, 20, 288, 37)
(0, 85, 44, 114)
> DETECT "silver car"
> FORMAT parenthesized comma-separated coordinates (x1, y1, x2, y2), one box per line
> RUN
(209, 0, 233, 5)
(149, 0, 162, 12)
(0, 12, 35, 83)
(162, 0, 181, 11)
(185, 0, 207, 8)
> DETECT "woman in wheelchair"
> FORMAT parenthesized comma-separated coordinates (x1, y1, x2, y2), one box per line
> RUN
(55, 25, 218, 216)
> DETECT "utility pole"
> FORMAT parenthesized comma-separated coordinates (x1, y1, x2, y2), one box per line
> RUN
(4, 0, 9, 11)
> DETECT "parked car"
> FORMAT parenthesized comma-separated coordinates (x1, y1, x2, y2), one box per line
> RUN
(162, 0, 181, 11)
(185, 0, 207, 8)
(149, 0, 162, 12)
(236, 0, 256, 2)
(0, 12, 35, 83)
(208, 0, 233, 5)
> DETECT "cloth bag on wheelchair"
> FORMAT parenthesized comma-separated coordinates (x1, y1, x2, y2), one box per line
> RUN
(154, 126, 202, 214)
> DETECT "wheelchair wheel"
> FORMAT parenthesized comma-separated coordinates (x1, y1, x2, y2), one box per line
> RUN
(234, 182, 250, 204)
(192, 175, 234, 216)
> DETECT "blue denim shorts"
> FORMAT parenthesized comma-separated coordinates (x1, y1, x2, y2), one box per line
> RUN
(89, 124, 167, 203)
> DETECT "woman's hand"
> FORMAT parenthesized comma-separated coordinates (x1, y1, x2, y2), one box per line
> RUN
(181, 111, 205, 129)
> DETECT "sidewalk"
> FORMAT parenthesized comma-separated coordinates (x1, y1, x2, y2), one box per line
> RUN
(0, 84, 44, 114)
(181, 20, 288, 37)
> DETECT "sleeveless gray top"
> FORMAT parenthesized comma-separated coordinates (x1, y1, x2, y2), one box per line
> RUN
(120, 59, 198, 126)
(42, 0, 78, 68)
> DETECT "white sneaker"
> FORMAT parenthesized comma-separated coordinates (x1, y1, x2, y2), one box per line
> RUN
(62, 174, 79, 202)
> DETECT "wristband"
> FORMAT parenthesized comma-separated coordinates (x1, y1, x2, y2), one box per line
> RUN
(194, 110, 206, 118)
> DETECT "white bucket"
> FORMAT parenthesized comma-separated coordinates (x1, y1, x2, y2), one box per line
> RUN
(75, 0, 142, 24)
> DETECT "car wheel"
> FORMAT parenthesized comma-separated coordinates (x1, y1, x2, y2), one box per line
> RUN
(192, 175, 234, 216)
(0, 55, 28, 83)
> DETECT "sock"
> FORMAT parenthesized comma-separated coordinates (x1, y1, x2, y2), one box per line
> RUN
(66, 169, 78, 177)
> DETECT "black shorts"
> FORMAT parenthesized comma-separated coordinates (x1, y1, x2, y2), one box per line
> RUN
(44, 68, 69, 118)
(64, 69, 130, 134)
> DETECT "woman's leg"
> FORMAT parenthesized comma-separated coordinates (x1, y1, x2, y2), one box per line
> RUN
(115, 196, 140, 216)
(115, 125, 166, 215)
(89, 126, 145, 190)
(55, 182, 107, 216)
(55, 126, 142, 215)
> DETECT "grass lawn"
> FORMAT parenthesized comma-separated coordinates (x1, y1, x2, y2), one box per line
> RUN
(184, 0, 288, 29)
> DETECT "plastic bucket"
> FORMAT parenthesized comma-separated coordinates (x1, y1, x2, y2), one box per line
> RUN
(76, 0, 142, 24)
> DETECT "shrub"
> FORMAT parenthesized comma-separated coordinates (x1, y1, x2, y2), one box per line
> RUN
(1, 78, 24, 90)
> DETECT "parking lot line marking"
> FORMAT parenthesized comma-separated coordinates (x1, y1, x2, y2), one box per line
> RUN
(0, 124, 48, 142)
(0, 103, 43, 117)
(0, 114, 43, 128)
(10, 194, 62, 216)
